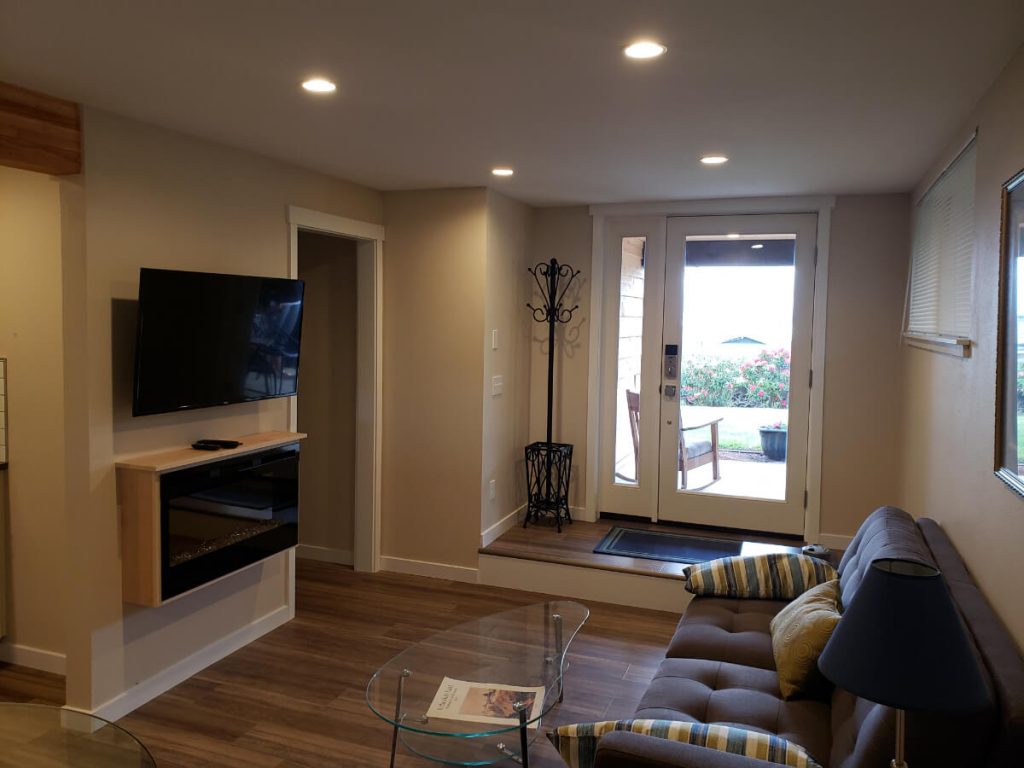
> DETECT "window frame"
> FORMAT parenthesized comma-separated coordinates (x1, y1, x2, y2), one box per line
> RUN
(994, 167, 1024, 497)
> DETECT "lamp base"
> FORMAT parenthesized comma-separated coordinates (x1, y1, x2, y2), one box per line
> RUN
(891, 707, 907, 768)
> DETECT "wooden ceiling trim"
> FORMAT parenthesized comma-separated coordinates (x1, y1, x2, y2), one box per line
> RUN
(0, 81, 81, 175)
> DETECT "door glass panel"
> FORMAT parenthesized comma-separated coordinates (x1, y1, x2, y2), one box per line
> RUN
(614, 236, 646, 485)
(676, 235, 795, 499)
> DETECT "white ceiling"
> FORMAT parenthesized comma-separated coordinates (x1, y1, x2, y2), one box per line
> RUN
(1, 1, 1021, 205)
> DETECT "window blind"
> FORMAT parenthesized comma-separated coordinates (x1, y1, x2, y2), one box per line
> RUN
(906, 139, 977, 341)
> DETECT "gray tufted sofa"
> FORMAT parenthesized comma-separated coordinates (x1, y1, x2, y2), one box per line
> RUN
(594, 507, 1024, 768)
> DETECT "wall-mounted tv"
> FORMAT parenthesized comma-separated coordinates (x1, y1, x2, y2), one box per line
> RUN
(132, 268, 305, 417)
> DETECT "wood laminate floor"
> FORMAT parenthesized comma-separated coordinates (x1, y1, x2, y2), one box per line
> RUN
(481, 516, 804, 579)
(0, 560, 681, 767)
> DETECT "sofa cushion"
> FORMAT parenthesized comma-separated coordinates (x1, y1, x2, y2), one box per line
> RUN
(837, 506, 934, 609)
(770, 580, 841, 700)
(685, 553, 837, 600)
(667, 597, 784, 671)
(635, 658, 832, 767)
(551, 719, 822, 768)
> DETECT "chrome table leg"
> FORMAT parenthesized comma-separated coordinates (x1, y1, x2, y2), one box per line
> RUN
(389, 669, 410, 768)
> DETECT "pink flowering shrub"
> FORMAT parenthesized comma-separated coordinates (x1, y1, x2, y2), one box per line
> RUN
(737, 349, 790, 408)
(679, 349, 790, 409)
(680, 357, 741, 406)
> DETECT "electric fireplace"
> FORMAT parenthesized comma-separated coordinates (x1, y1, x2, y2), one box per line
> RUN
(159, 443, 299, 600)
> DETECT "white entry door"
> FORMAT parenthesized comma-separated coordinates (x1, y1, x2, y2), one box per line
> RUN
(658, 214, 816, 534)
(598, 213, 817, 536)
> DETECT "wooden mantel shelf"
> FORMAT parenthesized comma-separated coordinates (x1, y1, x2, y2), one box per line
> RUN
(115, 431, 306, 474)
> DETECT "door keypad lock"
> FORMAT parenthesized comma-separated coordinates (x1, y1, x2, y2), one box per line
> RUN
(664, 344, 679, 379)
(664, 384, 677, 399)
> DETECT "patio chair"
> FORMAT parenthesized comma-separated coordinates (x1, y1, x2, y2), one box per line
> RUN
(626, 389, 722, 488)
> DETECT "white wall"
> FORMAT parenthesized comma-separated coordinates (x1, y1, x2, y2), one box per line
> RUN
(899, 46, 1024, 650)
(62, 108, 382, 713)
(527, 207, 593, 510)
(380, 188, 487, 570)
(0, 166, 68, 665)
(481, 191, 532, 536)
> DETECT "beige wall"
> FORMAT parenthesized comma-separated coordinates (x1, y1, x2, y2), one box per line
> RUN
(0, 166, 68, 656)
(381, 189, 486, 568)
(819, 195, 909, 536)
(527, 207, 593, 509)
(481, 191, 532, 533)
(900, 47, 1024, 650)
(65, 108, 382, 711)
(297, 231, 357, 558)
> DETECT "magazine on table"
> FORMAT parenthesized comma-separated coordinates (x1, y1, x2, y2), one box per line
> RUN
(426, 677, 546, 728)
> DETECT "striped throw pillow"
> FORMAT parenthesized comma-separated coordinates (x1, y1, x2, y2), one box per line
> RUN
(548, 719, 821, 768)
(683, 553, 837, 600)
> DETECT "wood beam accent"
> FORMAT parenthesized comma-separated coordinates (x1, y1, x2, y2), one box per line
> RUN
(0, 81, 81, 175)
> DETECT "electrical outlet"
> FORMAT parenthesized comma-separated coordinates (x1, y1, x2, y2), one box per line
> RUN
(489, 479, 496, 500)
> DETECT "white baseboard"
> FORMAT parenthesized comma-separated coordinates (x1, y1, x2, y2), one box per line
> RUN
(819, 533, 854, 551)
(89, 603, 292, 722)
(0, 641, 67, 676)
(480, 505, 525, 548)
(570, 505, 593, 523)
(379, 556, 480, 584)
(478, 555, 689, 613)
(296, 544, 354, 566)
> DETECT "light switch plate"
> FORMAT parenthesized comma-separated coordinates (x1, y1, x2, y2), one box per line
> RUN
(491, 375, 504, 396)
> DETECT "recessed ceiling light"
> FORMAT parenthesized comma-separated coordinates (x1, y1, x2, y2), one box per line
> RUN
(624, 41, 667, 59)
(301, 78, 336, 94)
(492, 167, 514, 177)
(751, 244, 764, 249)
(701, 155, 729, 165)
(727, 233, 741, 239)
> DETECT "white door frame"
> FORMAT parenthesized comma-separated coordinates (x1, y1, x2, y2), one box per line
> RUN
(586, 196, 835, 543)
(287, 205, 384, 572)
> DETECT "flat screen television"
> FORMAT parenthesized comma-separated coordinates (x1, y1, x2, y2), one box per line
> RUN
(132, 268, 305, 417)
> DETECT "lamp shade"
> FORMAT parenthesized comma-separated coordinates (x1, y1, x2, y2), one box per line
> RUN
(818, 558, 990, 712)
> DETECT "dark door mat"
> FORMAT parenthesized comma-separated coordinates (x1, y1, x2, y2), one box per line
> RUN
(594, 526, 743, 564)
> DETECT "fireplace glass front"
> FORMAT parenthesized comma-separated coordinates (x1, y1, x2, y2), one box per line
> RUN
(160, 443, 299, 600)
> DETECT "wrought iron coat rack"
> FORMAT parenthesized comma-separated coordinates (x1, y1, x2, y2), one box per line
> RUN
(528, 258, 581, 443)
(524, 258, 580, 531)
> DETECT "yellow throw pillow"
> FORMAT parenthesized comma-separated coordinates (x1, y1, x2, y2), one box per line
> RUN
(769, 579, 841, 700)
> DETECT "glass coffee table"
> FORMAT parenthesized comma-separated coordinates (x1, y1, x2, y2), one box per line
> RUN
(0, 703, 156, 766)
(367, 601, 589, 767)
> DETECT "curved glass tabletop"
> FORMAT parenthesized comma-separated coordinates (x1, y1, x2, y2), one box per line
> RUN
(367, 600, 589, 765)
(0, 703, 156, 767)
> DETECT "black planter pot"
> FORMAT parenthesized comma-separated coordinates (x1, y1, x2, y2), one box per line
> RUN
(759, 428, 788, 461)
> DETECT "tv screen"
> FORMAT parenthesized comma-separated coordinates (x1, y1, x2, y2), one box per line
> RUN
(132, 268, 305, 417)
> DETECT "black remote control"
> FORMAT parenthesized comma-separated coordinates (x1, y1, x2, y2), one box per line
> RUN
(194, 439, 242, 449)
(191, 442, 222, 451)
